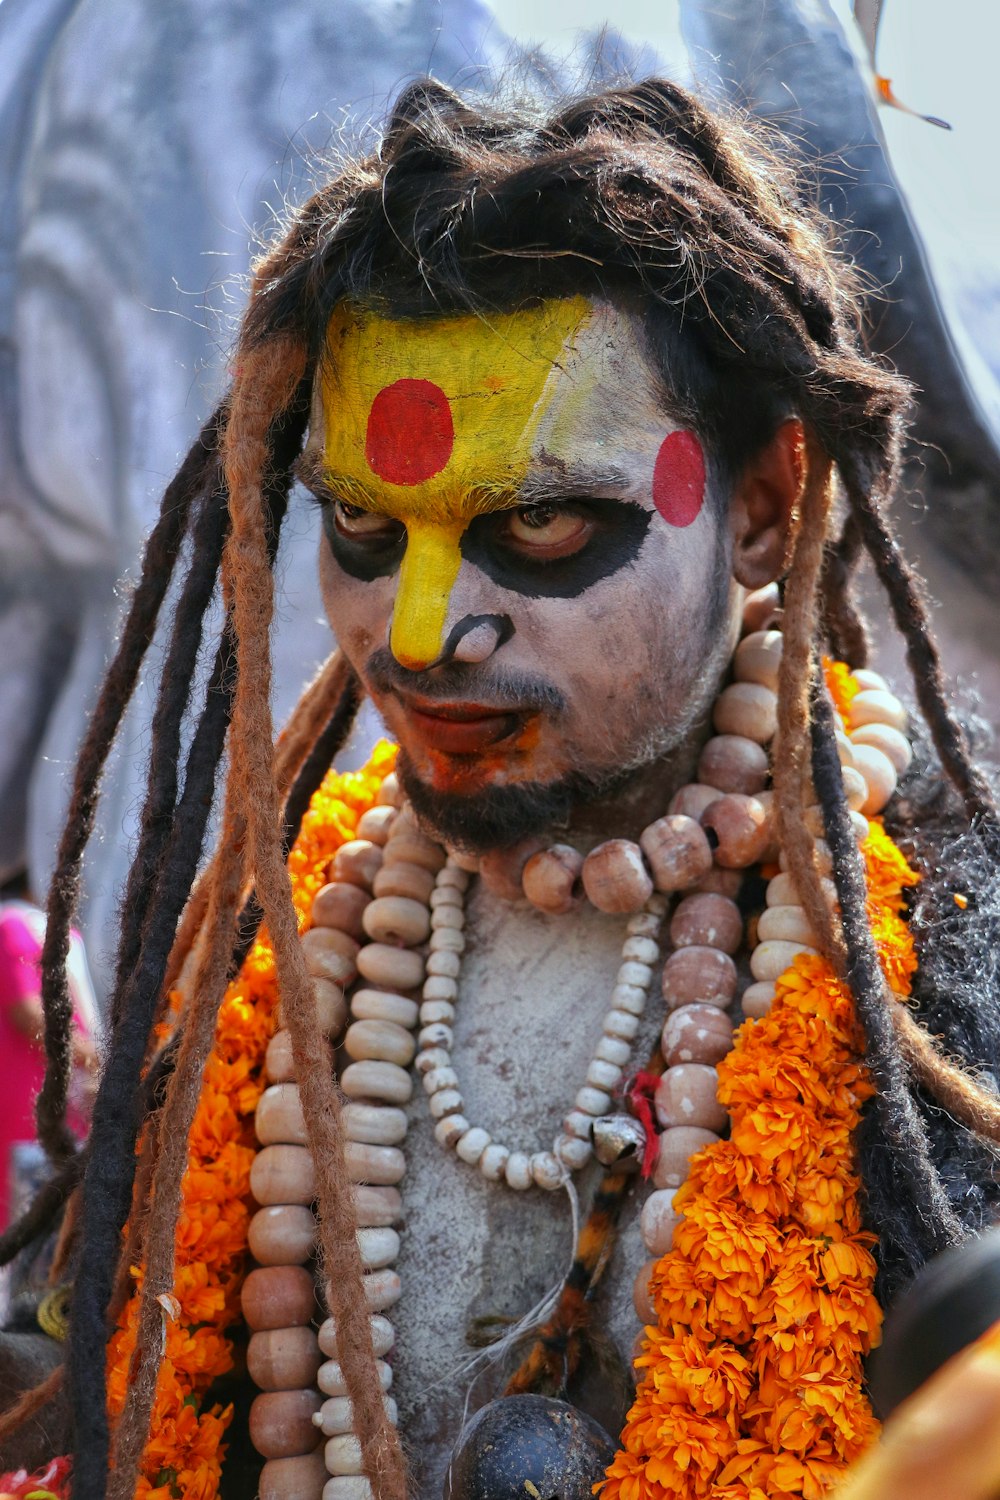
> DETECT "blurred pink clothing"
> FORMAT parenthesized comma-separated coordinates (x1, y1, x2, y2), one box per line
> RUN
(0, 901, 96, 1226)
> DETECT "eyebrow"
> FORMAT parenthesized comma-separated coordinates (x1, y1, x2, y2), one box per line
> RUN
(517, 462, 633, 504)
(293, 451, 633, 513)
(293, 453, 381, 511)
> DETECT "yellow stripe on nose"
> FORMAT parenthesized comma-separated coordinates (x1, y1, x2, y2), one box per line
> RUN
(389, 519, 465, 670)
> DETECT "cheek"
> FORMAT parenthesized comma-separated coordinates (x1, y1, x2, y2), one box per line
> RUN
(645, 501, 731, 601)
(528, 525, 726, 706)
(319, 544, 391, 659)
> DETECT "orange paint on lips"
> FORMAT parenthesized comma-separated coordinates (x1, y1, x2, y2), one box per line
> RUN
(388, 688, 546, 766)
(418, 714, 553, 795)
(406, 702, 524, 757)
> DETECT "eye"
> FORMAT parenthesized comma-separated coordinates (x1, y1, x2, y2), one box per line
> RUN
(333, 501, 404, 543)
(502, 503, 594, 559)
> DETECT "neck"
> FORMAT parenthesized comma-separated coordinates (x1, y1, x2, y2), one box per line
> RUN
(559, 711, 710, 850)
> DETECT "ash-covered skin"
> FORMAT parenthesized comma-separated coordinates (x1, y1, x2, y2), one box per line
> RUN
(303, 298, 801, 851)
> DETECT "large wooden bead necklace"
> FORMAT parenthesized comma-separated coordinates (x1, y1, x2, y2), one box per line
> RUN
(242, 582, 915, 1500)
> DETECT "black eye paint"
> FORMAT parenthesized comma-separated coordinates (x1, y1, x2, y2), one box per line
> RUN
(461, 498, 652, 598)
(320, 503, 406, 583)
(319, 493, 651, 597)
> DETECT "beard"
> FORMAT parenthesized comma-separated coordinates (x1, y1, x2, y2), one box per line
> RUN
(396, 750, 645, 853)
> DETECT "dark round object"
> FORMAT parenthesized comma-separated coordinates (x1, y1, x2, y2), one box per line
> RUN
(443, 1394, 616, 1500)
(869, 1227, 1000, 1418)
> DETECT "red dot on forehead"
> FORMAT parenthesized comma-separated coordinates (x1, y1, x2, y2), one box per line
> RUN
(365, 378, 454, 486)
(652, 430, 706, 527)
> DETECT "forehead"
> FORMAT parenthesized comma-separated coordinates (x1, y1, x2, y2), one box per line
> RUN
(309, 298, 670, 519)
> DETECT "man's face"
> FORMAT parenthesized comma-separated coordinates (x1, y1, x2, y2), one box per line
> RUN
(303, 298, 740, 849)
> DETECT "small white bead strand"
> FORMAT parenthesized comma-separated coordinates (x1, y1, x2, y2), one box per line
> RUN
(416, 861, 666, 1189)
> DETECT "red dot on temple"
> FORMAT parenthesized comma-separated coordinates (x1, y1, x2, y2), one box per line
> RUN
(365, 378, 454, 486)
(652, 429, 706, 527)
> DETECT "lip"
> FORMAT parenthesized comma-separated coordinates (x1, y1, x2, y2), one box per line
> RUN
(399, 696, 526, 755)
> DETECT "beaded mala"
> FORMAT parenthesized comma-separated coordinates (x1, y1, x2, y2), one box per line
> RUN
(237, 582, 915, 1499)
(415, 873, 669, 1191)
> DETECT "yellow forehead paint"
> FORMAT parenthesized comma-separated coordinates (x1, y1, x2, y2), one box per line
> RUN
(320, 297, 591, 669)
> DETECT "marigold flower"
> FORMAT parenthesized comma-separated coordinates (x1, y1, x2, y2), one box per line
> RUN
(599, 674, 914, 1500)
(106, 745, 394, 1498)
(823, 659, 858, 720)
(863, 820, 919, 912)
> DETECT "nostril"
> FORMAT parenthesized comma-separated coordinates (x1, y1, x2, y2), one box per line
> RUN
(453, 621, 500, 662)
(445, 613, 513, 665)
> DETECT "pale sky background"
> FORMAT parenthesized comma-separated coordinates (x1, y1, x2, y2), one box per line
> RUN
(485, 0, 1000, 384)
(875, 0, 1000, 386)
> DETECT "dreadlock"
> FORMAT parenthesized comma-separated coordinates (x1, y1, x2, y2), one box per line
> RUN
(157, 650, 356, 1006)
(33, 405, 224, 1164)
(107, 663, 361, 1381)
(819, 513, 870, 668)
(810, 679, 962, 1244)
(222, 337, 408, 1496)
(843, 456, 1000, 836)
(106, 473, 229, 1032)
(0, 661, 363, 1476)
(0, 1155, 83, 1267)
(23, 71, 1000, 1497)
(67, 391, 308, 1500)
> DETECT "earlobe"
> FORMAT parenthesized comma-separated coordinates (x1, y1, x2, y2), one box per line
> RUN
(730, 418, 805, 589)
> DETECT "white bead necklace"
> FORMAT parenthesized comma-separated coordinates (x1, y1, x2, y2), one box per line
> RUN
(413, 856, 669, 1191)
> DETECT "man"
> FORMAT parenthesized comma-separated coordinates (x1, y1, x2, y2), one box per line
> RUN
(10, 77, 1000, 1500)
(295, 292, 803, 1492)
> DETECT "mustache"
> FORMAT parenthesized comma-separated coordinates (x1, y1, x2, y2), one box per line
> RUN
(365, 647, 567, 715)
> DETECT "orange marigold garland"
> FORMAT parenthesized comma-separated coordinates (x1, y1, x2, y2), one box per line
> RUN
(105, 741, 396, 1499)
(600, 824, 920, 1500)
(823, 660, 858, 722)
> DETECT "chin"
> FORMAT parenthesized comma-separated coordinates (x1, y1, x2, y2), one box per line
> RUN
(395, 751, 623, 854)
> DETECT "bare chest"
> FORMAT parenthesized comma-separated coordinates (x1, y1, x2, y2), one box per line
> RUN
(380, 893, 660, 1496)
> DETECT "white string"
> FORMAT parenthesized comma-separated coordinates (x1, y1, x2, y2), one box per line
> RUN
(421, 1170, 581, 1410)
(439, 1173, 581, 1496)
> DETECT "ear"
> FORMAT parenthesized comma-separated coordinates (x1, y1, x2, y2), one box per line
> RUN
(729, 418, 804, 589)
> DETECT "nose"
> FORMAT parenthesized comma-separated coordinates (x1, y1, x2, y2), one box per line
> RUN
(388, 525, 512, 671)
(443, 614, 512, 664)
(388, 519, 464, 670)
